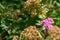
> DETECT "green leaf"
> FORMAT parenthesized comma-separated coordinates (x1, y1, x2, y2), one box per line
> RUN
(0, 3, 5, 9)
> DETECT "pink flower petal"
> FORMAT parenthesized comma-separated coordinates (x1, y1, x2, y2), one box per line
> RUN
(41, 18, 54, 29)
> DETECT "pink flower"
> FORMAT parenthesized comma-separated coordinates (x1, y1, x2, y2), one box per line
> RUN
(41, 18, 54, 29)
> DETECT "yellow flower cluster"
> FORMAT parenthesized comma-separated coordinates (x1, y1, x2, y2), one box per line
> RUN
(24, 0, 42, 18)
(24, 0, 42, 8)
(41, 9, 48, 18)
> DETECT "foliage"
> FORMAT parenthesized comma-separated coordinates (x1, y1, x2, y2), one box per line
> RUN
(0, 0, 60, 40)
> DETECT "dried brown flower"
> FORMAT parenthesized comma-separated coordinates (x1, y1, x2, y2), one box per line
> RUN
(47, 26, 60, 40)
(20, 26, 44, 40)
(0, 35, 2, 40)
(12, 35, 19, 40)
